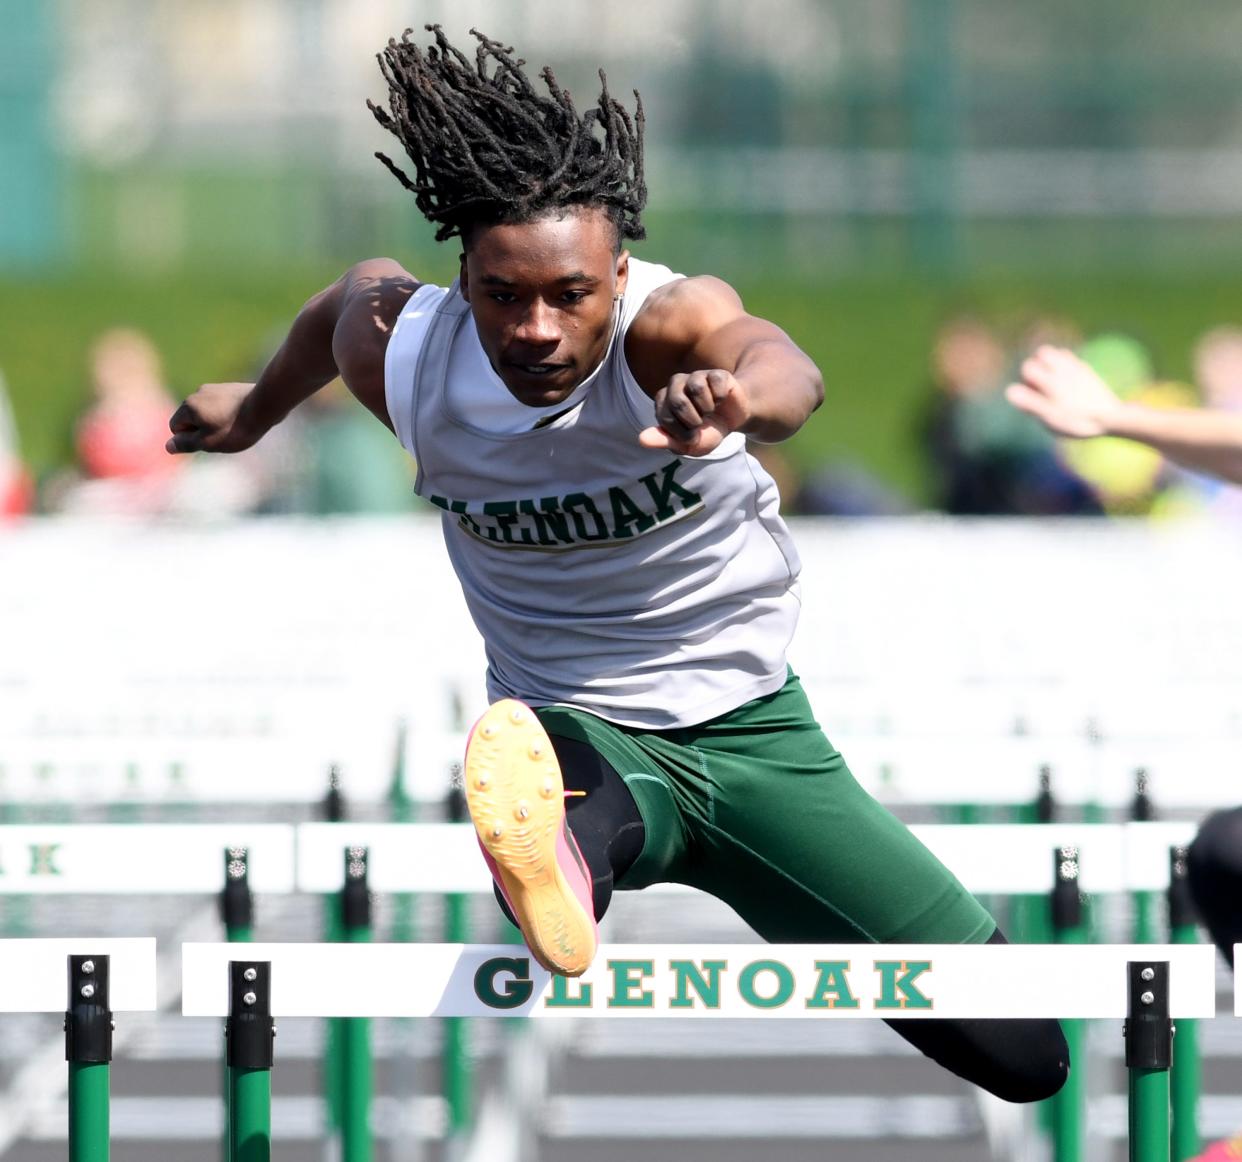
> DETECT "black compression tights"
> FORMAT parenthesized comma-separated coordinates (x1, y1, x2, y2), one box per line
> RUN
(1188, 806, 1242, 970)
(493, 734, 1069, 1104)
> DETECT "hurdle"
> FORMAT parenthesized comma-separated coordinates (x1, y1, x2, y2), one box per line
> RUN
(0, 939, 156, 1161)
(0, 820, 1213, 1160)
(295, 819, 1211, 1162)
(182, 941, 1217, 1162)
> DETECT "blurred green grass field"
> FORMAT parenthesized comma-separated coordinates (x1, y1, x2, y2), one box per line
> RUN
(5, 266, 1242, 504)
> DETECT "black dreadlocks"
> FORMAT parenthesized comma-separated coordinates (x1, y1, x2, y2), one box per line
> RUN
(368, 25, 646, 245)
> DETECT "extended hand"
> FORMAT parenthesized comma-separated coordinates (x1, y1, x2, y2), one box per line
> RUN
(639, 369, 752, 457)
(166, 383, 269, 454)
(1006, 346, 1125, 439)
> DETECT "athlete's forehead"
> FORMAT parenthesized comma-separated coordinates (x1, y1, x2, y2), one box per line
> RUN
(463, 208, 621, 274)
(477, 268, 601, 288)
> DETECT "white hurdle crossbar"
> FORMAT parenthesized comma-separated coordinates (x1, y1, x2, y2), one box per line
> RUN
(182, 941, 1218, 1020)
(297, 821, 1199, 896)
(0, 825, 297, 893)
(0, 821, 1201, 896)
(0, 939, 156, 1011)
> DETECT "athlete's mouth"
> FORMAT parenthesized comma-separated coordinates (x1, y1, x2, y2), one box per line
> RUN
(509, 362, 570, 378)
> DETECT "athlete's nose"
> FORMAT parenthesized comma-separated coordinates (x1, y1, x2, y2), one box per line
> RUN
(513, 298, 560, 347)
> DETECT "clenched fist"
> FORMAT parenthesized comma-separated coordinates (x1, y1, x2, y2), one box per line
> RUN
(166, 383, 271, 455)
(639, 369, 753, 457)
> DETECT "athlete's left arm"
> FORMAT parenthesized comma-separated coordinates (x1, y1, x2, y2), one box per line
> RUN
(631, 276, 824, 458)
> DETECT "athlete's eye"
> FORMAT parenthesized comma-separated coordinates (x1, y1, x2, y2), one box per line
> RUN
(561, 290, 589, 305)
(488, 292, 518, 305)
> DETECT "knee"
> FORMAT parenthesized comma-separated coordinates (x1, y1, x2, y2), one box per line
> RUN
(888, 1015, 1070, 1104)
(984, 1020, 1071, 1104)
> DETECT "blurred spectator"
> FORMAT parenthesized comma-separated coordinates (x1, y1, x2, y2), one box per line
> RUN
(0, 371, 34, 518)
(920, 315, 1099, 515)
(1016, 314, 1082, 359)
(1195, 326, 1242, 411)
(76, 329, 182, 484)
(747, 443, 909, 517)
(46, 328, 186, 515)
(793, 462, 910, 516)
(46, 328, 277, 518)
(1186, 326, 1242, 520)
(283, 382, 416, 515)
(1057, 333, 1199, 516)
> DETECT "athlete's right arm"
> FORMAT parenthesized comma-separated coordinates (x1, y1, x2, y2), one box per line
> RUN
(166, 258, 420, 454)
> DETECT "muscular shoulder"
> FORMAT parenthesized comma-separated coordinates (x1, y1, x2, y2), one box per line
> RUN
(334, 258, 421, 356)
(624, 275, 747, 394)
(330, 258, 421, 413)
(629, 275, 743, 349)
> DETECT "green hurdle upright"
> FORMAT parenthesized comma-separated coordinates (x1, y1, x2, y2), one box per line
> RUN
(66, 954, 111, 1162)
(220, 848, 255, 1162)
(1127, 960, 1172, 1162)
(443, 788, 473, 1139)
(340, 846, 373, 1162)
(1130, 772, 1159, 943)
(1051, 845, 1087, 1162)
(322, 769, 347, 1139)
(225, 959, 274, 1162)
(1168, 847, 1200, 1161)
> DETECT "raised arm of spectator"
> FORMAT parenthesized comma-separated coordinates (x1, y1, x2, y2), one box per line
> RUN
(167, 259, 418, 454)
(1007, 344, 1242, 485)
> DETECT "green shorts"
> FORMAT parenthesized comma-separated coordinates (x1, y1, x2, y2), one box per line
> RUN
(536, 673, 995, 946)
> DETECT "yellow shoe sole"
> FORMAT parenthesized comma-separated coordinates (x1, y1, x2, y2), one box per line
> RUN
(463, 699, 597, 977)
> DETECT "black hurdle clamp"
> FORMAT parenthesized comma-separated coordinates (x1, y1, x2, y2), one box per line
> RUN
(1051, 844, 1083, 932)
(65, 954, 112, 1064)
(1125, 961, 1172, 1070)
(1035, 765, 1055, 823)
(446, 782, 467, 825)
(220, 846, 254, 932)
(342, 846, 371, 931)
(1131, 768, 1155, 822)
(226, 961, 275, 1070)
(324, 764, 346, 823)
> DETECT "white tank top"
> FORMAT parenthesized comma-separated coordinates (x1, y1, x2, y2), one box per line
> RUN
(384, 257, 802, 728)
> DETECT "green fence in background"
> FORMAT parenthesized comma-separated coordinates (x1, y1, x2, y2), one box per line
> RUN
(7, 0, 1242, 276)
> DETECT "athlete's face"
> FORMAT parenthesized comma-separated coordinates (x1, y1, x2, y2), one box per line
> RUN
(460, 208, 629, 407)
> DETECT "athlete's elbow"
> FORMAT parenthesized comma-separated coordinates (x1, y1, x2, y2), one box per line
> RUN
(808, 368, 825, 414)
(789, 369, 824, 431)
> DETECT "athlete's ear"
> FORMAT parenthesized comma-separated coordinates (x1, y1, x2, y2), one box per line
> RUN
(615, 249, 630, 298)
(458, 250, 471, 302)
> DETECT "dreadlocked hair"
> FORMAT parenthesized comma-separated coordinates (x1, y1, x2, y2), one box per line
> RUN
(368, 25, 647, 245)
